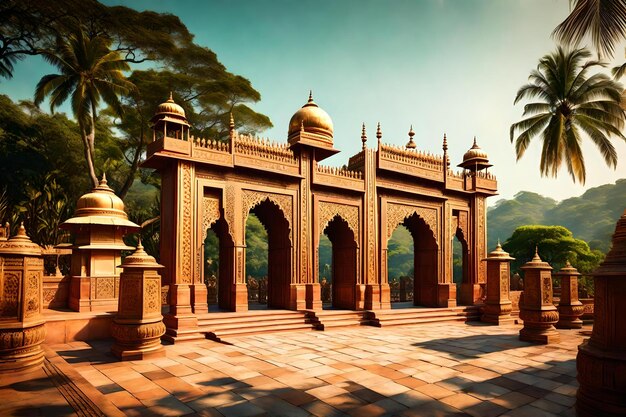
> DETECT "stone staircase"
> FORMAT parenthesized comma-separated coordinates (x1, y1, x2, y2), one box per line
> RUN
(365, 305, 481, 327)
(198, 309, 317, 342)
(306, 309, 370, 330)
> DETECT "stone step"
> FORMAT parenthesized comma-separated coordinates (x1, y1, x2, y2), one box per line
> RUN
(198, 312, 309, 327)
(305, 310, 370, 330)
(370, 315, 479, 328)
(201, 317, 317, 330)
(367, 306, 480, 328)
(205, 322, 316, 342)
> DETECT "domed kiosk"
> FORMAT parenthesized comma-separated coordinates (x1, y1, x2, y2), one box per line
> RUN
(287, 92, 339, 160)
(61, 174, 139, 312)
(457, 137, 492, 173)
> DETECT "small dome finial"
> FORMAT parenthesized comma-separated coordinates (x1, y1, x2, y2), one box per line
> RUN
(229, 112, 235, 131)
(496, 238, 501, 247)
(17, 221, 26, 237)
(406, 125, 416, 149)
(308, 90, 314, 103)
(473, 136, 478, 148)
(137, 235, 143, 250)
(101, 172, 107, 184)
(532, 245, 542, 262)
(443, 133, 448, 152)
(168, 91, 174, 101)
(565, 259, 572, 268)
(361, 123, 367, 150)
(376, 122, 382, 142)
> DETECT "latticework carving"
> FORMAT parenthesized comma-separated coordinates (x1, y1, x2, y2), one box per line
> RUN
(386, 202, 438, 242)
(201, 197, 221, 241)
(319, 202, 360, 241)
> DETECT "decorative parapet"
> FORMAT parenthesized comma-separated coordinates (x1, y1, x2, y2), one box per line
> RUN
(313, 164, 364, 191)
(379, 143, 445, 170)
(191, 134, 230, 153)
(233, 132, 297, 165)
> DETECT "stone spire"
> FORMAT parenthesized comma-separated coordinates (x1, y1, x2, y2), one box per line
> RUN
(361, 123, 367, 150)
(376, 122, 382, 145)
(406, 125, 416, 149)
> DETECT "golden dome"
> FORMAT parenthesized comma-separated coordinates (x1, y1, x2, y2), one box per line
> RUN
(120, 240, 163, 269)
(458, 137, 492, 170)
(61, 174, 139, 230)
(154, 92, 186, 119)
(0, 223, 42, 256)
(288, 92, 333, 142)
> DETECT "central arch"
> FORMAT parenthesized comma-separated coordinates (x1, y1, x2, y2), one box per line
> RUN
(323, 215, 358, 309)
(246, 198, 292, 309)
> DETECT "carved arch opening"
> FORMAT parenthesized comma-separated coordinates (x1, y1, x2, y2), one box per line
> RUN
(246, 198, 292, 310)
(203, 218, 236, 311)
(322, 215, 358, 310)
(387, 212, 439, 307)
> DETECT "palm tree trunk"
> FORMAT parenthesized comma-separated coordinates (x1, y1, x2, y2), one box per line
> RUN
(81, 128, 99, 188)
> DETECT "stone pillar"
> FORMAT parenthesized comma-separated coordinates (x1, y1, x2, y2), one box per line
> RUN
(0, 224, 46, 372)
(555, 261, 584, 329)
(576, 209, 626, 417)
(519, 249, 560, 344)
(111, 242, 166, 360)
(481, 242, 514, 325)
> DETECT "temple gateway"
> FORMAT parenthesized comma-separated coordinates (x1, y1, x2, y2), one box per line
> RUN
(144, 93, 497, 342)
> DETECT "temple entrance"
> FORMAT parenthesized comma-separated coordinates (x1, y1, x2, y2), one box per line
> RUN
(203, 218, 236, 311)
(453, 229, 470, 305)
(246, 198, 291, 310)
(390, 213, 439, 307)
(323, 216, 357, 310)
(387, 225, 414, 305)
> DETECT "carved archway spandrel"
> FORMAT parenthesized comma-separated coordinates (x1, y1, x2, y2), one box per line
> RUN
(386, 202, 438, 243)
(318, 201, 360, 241)
(201, 196, 221, 242)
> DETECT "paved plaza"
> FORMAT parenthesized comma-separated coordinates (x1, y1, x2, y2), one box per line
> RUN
(0, 321, 587, 417)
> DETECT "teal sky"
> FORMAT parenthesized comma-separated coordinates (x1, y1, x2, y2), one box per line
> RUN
(2, 0, 625, 202)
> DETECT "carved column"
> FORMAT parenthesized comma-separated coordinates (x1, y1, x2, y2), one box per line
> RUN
(519, 249, 560, 344)
(577, 209, 626, 417)
(555, 261, 584, 329)
(481, 242, 514, 325)
(111, 243, 165, 360)
(363, 149, 381, 310)
(0, 224, 46, 372)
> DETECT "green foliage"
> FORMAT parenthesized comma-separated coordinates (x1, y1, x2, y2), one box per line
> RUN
(319, 234, 331, 281)
(511, 47, 626, 184)
(387, 226, 414, 280)
(502, 225, 604, 275)
(245, 214, 268, 279)
(488, 180, 626, 253)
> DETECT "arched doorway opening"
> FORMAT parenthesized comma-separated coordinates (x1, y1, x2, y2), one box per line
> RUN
(245, 213, 268, 308)
(322, 215, 358, 310)
(400, 213, 439, 307)
(246, 198, 292, 310)
(453, 228, 470, 305)
(203, 217, 235, 311)
(387, 225, 414, 305)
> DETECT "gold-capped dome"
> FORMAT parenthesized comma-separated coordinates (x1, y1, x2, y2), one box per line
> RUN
(120, 240, 163, 269)
(288, 92, 334, 142)
(483, 240, 514, 261)
(154, 92, 186, 119)
(458, 137, 492, 170)
(61, 174, 139, 230)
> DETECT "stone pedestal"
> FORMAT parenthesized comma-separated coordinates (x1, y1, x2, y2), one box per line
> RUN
(519, 249, 560, 344)
(555, 261, 584, 329)
(305, 283, 322, 310)
(61, 175, 139, 312)
(577, 209, 626, 417)
(0, 224, 46, 372)
(111, 243, 165, 360)
(481, 242, 514, 325)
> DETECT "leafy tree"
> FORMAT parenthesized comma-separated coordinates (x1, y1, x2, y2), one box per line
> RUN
(245, 214, 268, 279)
(510, 46, 626, 184)
(387, 226, 414, 281)
(553, 0, 626, 59)
(34, 25, 135, 187)
(502, 225, 604, 275)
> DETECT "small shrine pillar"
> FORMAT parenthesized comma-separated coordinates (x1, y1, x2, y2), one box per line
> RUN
(576, 209, 626, 417)
(519, 249, 560, 344)
(0, 224, 46, 372)
(111, 242, 166, 360)
(61, 175, 139, 312)
(481, 241, 514, 325)
(554, 261, 584, 329)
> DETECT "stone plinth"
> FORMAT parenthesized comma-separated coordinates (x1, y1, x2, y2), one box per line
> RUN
(577, 209, 626, 417)
(519, 249, 560, 344)
(0, 224, 46, 372)
(555, 261, 584, 329)
(481, 242, 514, 325)
(111, 242, 165, 360)
(61, 175, 139, 312)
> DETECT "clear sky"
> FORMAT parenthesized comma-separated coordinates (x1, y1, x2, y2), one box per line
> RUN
(2, 0, 625, 203)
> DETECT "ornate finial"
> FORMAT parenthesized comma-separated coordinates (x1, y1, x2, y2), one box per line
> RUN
(137, 235, 143, 250)
(443, 133, 448, 152)
(101, 172, 107, 185)
(229, 112, 235, 131)
(361, 123, 367, 150)
(532, 245, 542, 261)
(308, 90, 314, 103)
(17, 222, 26, 237)
(168, 91, 174, 102)
(406, 125, 416, 149)
(376, 122, 382, 142)
(496, 238, 501, 248)
(473, 136, 478, 148)
(565, 260, 572, 268)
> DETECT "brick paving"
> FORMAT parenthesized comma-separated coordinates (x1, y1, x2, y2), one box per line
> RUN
(0, 321, 588, 416)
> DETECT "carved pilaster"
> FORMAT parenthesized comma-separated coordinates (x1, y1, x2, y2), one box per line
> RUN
(555, 262, 584, 329)
(481, 243, 514, 325)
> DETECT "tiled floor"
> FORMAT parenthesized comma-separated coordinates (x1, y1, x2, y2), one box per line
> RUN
(0, 322, 587, 416)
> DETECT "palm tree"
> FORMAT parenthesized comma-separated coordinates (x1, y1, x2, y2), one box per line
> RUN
(510, 47, 626, 184)
(34, 25, 135, 187)
(553, 0, 626, 59)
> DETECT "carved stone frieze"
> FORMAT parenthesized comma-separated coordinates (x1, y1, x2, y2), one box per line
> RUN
(180, 162, 193, 283)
